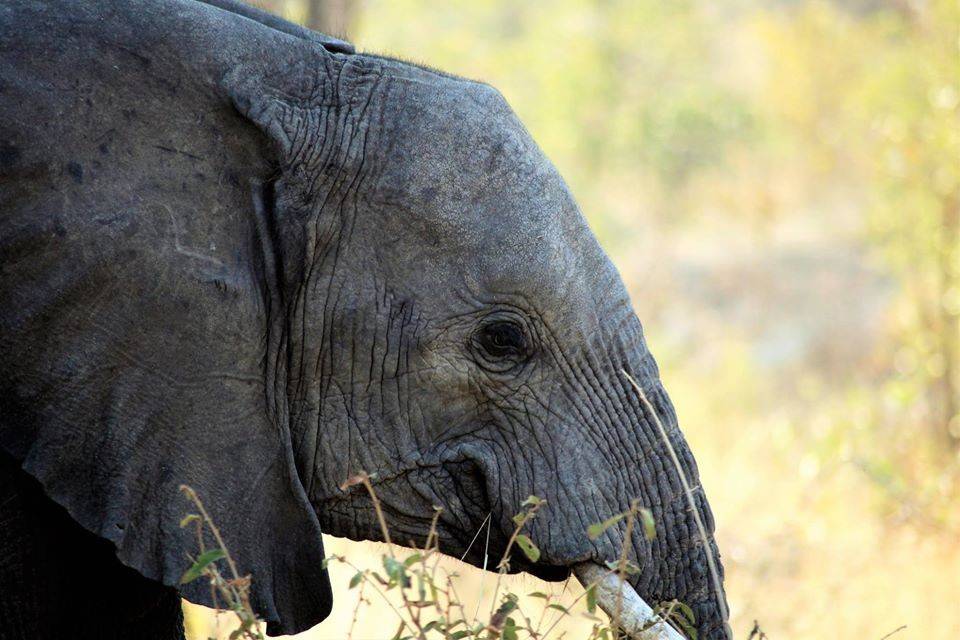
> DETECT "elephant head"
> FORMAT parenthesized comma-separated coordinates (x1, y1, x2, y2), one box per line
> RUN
(228, 30, 730, 640)
(0, 1, 728, 638)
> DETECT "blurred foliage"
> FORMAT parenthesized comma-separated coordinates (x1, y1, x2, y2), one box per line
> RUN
(188, 0, 960, 638)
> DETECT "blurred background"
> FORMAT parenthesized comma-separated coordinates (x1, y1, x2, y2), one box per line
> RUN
(186, 0, 959, 638)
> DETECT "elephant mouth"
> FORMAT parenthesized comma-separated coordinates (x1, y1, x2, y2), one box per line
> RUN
(509, 553, 572, 582)
(434, 459, 586, 584)
(452, 524, 578, 583)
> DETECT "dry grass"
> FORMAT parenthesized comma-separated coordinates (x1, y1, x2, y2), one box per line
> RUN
(181, 468, 700, 640)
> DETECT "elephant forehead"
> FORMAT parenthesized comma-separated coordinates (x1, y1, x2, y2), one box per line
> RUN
(369, 73, 564, 228)
(369, 161, 591, 293)
(358, 63, 621, 315)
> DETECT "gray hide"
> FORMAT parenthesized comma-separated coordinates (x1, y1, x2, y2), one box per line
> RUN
(0, 1, 730, 637)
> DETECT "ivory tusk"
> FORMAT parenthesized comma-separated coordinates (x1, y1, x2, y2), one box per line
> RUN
(573, 563, 686, 640)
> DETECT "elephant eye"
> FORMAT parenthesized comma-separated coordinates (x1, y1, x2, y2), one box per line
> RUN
(476, 321, 527, 358)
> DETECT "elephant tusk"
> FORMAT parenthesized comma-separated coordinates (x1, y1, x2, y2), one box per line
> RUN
(573, 563, 686, 640)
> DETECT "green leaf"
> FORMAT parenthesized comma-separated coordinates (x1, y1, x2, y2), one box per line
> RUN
(639, 508, 656, 541)
(383, 556, 411, 588)
(403, 553, 422, 567)
(348, 571, 363, 589)
(675, 601, 696, 624)
(383, 555, 401, 578)
(179, 548, 226, 584)
(490, 595, 519, 630)
(586, 584, 598, 613)
(603, 559, 641, 575)
(522, 495, 543, 507)
(527, 591, 550, 599)
(674, 612, 698, 640)
(548, 603, 569, 613)
(503, 617, 519, 640)
(450, 631, 472, 640)
(179, 514, 200, 528)
(514, 534, 540, 563)
(587, 514, 624, 540)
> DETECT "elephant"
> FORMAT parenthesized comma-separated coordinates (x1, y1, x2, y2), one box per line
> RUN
(0, 1, 730, 638)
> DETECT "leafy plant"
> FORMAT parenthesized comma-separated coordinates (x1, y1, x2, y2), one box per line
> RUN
(179, 485, 264, 640)
(179, 477, 705, 640)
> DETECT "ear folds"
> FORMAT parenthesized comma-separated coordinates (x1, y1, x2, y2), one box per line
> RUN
(226, 42, 381, 166)
(225, 49, 380, 299)
(222, 60, 324, 317)
(226, 50, 342, 164)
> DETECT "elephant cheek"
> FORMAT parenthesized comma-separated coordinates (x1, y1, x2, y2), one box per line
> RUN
(405, 354, 481, 435)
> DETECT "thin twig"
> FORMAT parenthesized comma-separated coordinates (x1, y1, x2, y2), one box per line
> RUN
(180, 485, 241, 580)
(879, 625, 907, 640)
(623, 371, 730, 628)
(540, 570, 607, 639)
(460, 512, 492, 561)
(340, 558, 412, 630)
(488, 500, 543, 623)
(472, 513, 493, 623)
(614, 499, 639, 630)
(347, 578, 367, 640)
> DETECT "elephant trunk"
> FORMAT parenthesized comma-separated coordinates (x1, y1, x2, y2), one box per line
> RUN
(623, 371, 731, 640)
(588, 328, 730, 640)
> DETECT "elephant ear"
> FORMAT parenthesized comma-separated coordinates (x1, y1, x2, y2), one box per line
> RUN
(0, 1, 351, 635)
(224, 46, 381, 297)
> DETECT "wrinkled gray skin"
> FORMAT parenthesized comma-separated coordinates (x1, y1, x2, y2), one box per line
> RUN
(0, 1, 728, 638)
